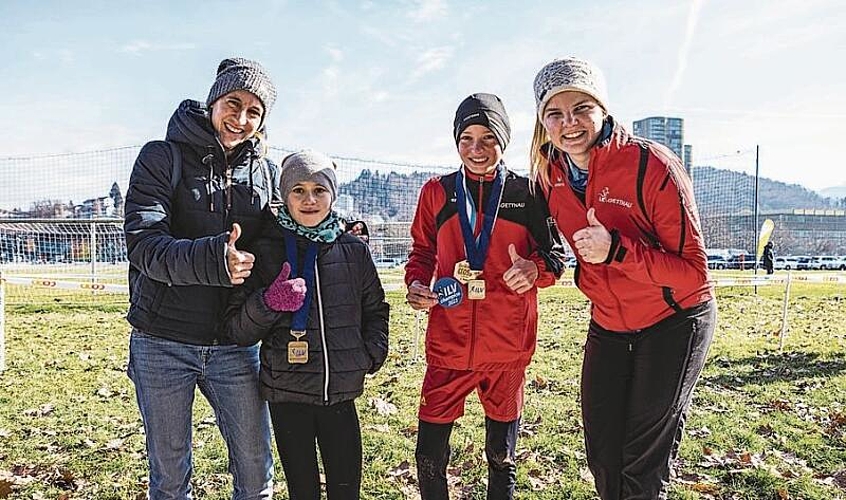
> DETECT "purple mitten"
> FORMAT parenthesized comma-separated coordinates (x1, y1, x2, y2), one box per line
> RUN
(263, 262, 307, 312)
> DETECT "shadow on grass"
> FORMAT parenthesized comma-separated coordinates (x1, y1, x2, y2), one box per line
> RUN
(702, 351, 846, 388)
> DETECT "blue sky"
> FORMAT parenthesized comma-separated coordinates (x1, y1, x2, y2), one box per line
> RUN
(1, 0, 844, 194)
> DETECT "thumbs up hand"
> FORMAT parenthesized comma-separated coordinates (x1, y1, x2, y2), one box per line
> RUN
(263, 261, 307, 312)
(572, 208, 612, 264)
(226, 222, 256, 285)
(503, 243, 538, 294)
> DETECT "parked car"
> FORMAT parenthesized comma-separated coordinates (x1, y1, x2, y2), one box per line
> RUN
(707, 254, 729, 270)
(794, 256, 814, 270)
(773, 256, 800, 271)
(811, 255, 839, 270)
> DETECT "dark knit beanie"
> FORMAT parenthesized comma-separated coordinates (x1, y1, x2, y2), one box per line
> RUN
(206, 57, 277, 122)
(279, 150, 338, 204)
(453, 93, 511, 151)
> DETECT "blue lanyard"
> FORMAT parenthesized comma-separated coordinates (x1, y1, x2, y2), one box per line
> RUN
(455, 164, 506, 271)
(284, 232, 318, 331)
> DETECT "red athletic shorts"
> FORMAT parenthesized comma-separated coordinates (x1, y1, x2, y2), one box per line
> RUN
(418, 366, 526, 423)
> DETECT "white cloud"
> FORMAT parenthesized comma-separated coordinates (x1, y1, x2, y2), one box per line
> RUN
(119, 40, 196, 55)
(58, 49, 75, 64)
(360, 24, 399, 47)
(325, 45, 344, 62)
(406, 0, 448, 23)
(664, 0, 706, 109)
(322, 66, 340, 97)
(408, 46, 453, 82)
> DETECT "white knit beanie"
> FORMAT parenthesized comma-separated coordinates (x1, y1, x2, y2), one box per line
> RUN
(533, 57, 609, 119)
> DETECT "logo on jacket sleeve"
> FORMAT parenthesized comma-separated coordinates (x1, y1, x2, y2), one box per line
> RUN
(597, 187, 632, 208)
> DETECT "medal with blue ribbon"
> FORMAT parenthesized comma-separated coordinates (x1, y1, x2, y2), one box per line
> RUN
(285, 232, 318, 364)
(455, 163, 506, 299)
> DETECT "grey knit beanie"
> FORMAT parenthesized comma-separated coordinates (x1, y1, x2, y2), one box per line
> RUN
(279, 150, 338, 204)
(207, 57, 277, 121)
(453, 93, 512, 151)
(533, 57, 609, 119)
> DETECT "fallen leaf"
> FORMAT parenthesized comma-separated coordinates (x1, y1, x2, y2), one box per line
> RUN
(0, 479, 13, 499)
(369, 397, 397, 416)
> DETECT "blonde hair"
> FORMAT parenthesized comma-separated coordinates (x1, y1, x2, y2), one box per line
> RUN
(528, 119, 553, 196)
(252, 130, 268, 158)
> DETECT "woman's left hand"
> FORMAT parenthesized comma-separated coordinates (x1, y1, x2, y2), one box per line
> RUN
(573, 208, 611, 264)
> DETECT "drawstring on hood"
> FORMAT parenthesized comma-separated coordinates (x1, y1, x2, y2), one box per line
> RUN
(202, 146, 215, 211)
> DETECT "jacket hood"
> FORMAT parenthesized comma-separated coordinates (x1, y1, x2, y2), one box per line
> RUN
(165, 99, 262, 158)
(166, 99, 217, 147)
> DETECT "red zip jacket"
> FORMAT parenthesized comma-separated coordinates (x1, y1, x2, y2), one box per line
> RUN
(544, 119, 713, 332)
(405, 165, 565, 371)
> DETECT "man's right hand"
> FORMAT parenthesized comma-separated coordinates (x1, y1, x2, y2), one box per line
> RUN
(406, 280, 438, 310)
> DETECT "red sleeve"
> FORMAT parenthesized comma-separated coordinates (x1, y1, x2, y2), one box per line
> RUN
(606, 147, 708, 289)
(404, 178, 442, 287)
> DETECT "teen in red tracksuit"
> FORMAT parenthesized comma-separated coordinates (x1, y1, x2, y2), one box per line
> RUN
(529, 57, 717, 500)
(405, 93, 565, 500)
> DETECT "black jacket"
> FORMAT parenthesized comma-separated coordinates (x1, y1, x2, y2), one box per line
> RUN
(224, 218, 390, 406)
(124, 99, 279, 345)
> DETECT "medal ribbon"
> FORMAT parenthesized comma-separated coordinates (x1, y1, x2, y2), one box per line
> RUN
(455, 163, 506, 271)
(284, 232, 318, 331)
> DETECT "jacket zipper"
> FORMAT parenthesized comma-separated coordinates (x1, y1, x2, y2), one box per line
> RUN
(467, 175, 485, 369)
(315, 261, 330, 404)
(585, 156, 629, 331)
(468, 300, 478, 369)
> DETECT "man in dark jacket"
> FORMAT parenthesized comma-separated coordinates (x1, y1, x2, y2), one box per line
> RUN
(124, 57, 279, 500)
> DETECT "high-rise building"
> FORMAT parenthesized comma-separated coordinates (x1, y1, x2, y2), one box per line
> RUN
(683, 144, 693, 174)
(632, 116, 685, 162)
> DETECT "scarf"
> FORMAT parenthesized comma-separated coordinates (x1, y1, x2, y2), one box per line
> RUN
(275, 206, 344, 243)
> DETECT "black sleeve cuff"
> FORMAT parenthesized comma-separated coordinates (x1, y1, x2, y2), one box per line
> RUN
(603, 229, 627, 265)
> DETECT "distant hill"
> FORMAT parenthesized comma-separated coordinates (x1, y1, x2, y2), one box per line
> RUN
(339, 169, 439, 221)
(338, 165, 845, 222)
(691, 166, 841, 215)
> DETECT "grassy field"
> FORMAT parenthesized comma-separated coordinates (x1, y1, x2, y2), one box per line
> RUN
(0, 276, 845, 499)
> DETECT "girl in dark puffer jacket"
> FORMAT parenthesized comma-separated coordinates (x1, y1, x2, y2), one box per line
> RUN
(224, 149, 389, 500)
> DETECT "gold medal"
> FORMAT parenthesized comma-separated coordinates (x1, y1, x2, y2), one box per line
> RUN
(467, 279, 486, 300)
(454, 260, 480, 284)
(288, 330, 308, 364)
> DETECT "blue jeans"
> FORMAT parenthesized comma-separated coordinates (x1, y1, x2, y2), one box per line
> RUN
(127, 330, 274, 500)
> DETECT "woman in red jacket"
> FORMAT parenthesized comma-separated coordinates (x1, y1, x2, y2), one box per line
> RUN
(528, 57, 717, 500)
(405, 93, 565, 499)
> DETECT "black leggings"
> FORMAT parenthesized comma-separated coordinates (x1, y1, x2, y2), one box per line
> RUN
(269, 400, 362, 500)
(415, 416, 519, 500)
(581, 300, 716, 500)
